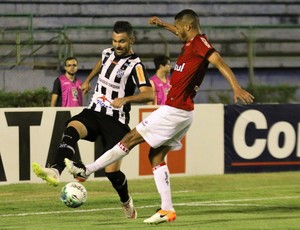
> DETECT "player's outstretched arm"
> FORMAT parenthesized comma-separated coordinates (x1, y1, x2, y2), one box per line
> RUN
(208, 52, 255, 104)
(148, 16, 177, 35)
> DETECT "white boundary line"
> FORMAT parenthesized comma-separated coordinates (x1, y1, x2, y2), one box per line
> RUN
(1, 196, 299, 218)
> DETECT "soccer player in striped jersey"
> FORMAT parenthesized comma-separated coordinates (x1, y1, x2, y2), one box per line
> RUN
(32, 21, 154, 219)
(65, 9, 254, 224)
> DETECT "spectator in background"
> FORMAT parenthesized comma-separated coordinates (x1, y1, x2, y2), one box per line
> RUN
(148, 55, 172, 105)
(50, 57, 83, 107)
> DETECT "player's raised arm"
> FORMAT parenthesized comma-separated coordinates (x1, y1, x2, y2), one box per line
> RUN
(148, 16, 177, 35)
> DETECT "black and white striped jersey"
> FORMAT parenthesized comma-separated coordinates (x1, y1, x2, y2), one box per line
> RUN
(88, 47, 151, 124)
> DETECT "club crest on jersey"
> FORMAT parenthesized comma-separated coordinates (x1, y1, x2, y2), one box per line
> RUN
(174, 63, 185, 72)
(72, 88, 79, 99)
(116, 69, 125, 78)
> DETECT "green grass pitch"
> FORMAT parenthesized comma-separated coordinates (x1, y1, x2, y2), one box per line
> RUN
(1, 172, 300, 229)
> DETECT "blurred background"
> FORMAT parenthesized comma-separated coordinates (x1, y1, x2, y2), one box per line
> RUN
(0, 0, 299, 106)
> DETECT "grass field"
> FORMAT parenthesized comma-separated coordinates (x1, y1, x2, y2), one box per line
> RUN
(1, 172, 300, 229)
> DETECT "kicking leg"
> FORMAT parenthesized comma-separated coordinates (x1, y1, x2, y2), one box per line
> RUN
(32, 121, 86, 186)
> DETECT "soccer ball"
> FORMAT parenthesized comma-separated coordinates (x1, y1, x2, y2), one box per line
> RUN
(60, 182, 87, 208)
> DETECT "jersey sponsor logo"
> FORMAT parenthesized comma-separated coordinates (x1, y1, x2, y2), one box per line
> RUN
(135, 64, 146, 84)
(96, 95, 112, 109)
(99, 78, 120, 89)
(200, 37, 211, 48)
(174, 63, 185, 72)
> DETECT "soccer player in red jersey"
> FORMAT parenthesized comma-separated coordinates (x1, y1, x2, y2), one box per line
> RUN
(65, 9, 254, 224)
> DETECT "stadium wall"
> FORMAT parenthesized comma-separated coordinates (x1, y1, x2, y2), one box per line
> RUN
(0, 104, 299, 185)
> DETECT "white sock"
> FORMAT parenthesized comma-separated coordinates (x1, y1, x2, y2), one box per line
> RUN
(153, 162, 174, 211)
(85, 142, 129, 175)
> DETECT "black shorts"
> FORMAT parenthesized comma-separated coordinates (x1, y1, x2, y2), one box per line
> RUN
(68, 109, 130, 151)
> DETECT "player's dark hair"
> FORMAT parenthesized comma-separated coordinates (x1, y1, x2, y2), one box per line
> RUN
(175, 9, 200, 28)
(113, 21, 134, 37)
(175, 9, 199, 20)
(64, 57, 78, 66)
(153, 55, 171, 70)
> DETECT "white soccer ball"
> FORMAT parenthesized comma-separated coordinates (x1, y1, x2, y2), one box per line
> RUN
(60, 182, 87, 208)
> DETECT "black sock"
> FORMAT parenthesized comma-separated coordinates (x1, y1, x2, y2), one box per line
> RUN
(106, 171, 129, 203)
(53, 126, 80, 174)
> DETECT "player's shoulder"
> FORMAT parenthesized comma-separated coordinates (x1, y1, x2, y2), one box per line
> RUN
(128, 56, 145, 69)
(149, 74, 158, 81)
(102, 47, 114, 56)
(75, 77, 82, 84)
(128, 53, 142, 62)
(194, 34, 212, 49)
(56, 75, 64, 82)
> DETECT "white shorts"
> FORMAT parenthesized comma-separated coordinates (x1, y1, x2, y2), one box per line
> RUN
(136, 105, 194, 150)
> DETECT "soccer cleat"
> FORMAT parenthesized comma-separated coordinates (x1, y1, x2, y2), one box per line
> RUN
(64, 158, 89, 182)
(32, 162, 60, 187)
(121, 196, 137, 219)
(143, 209, 176, 224)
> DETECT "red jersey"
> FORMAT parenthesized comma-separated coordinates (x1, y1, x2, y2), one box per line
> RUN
(166, 34, 215, 111)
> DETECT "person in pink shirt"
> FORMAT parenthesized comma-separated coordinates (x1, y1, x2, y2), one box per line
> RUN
(50, 57, 83, 107)
(148, 55, 172, 105)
